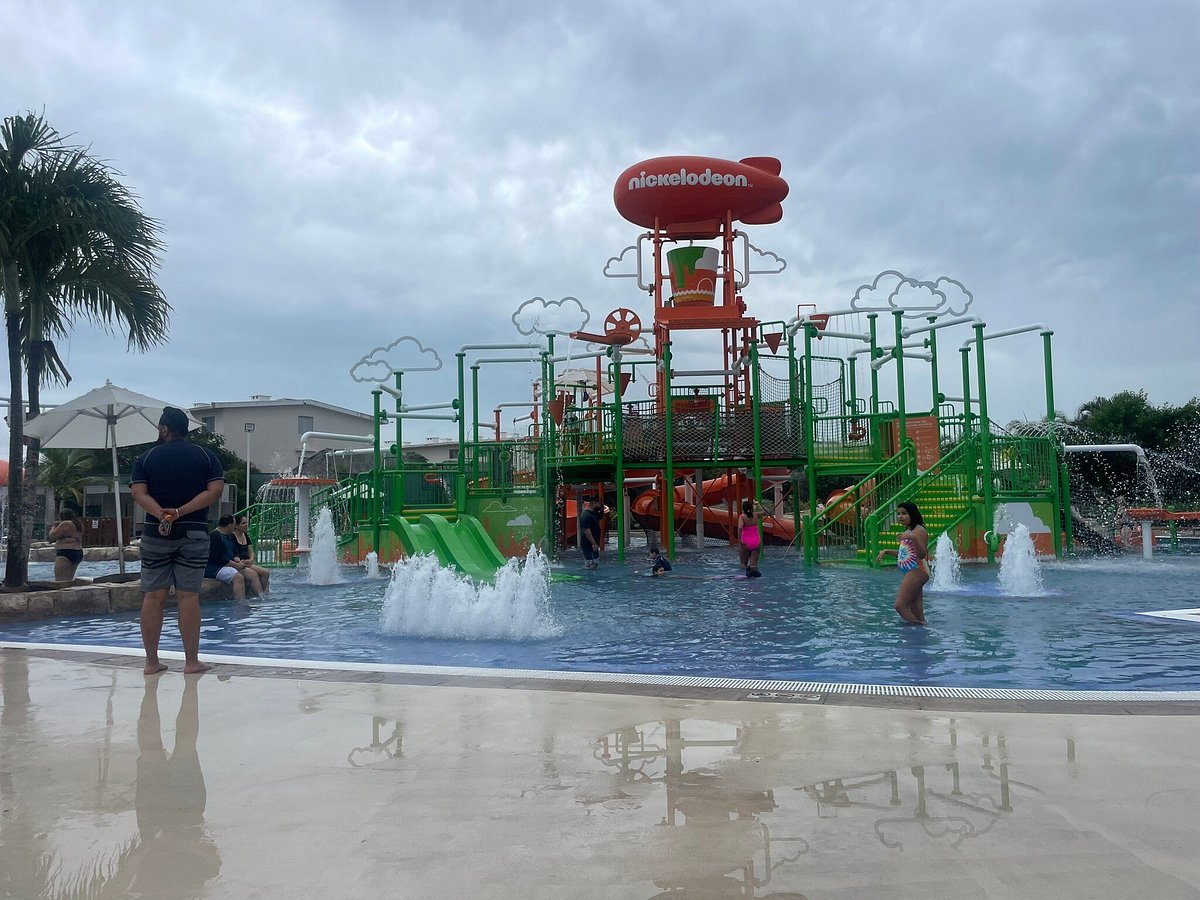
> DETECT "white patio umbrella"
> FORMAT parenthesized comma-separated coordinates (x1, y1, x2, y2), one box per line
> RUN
(24, 380, 201, 574)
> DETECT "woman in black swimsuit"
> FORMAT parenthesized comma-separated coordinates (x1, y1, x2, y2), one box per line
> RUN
(49, 509, 84, 582)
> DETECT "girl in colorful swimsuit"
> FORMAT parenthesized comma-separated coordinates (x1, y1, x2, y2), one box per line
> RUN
(875, 501, 929, 624)
(738, 500, 763, 578)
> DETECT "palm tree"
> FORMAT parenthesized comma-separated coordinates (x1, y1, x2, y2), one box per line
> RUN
(18, 158, 169, 557)
(37, 448, 104, 512)
(1, 112, 168, 587)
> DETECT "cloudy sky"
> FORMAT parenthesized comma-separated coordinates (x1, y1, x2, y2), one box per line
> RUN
(3, 0, 1197, 448)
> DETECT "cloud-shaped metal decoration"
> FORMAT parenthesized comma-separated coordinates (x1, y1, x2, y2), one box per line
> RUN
(850, 270, 974, 319)
(747, 242, 787, 275)
(350, 336, 443, 383)
(512, 296, 591, 336)
(602, 245, 640, 278)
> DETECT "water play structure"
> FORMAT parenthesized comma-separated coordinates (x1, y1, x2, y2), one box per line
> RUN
(240, 154, 1183, 576)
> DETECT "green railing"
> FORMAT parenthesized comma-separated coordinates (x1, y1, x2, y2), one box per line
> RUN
(864, 438, 976, 567)
(807, 444, 916, 563)
(464, 439, 540, 491)
(246, 501, 299, 568)
(990, 435, 1057, 500)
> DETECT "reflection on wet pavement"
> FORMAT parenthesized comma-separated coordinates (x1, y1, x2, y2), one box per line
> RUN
(590, 718, 1062, 895)
(3, 649, 1200, 898)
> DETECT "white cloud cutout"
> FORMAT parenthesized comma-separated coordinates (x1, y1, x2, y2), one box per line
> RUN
(747, 242, 787, 275)
(602, 244, 640, 278)
(996, 502, 1051, 534)
(350, 336, 442, 383)
(512, 296, 591, 336)
(506, 513, 534, 527)
(850, 270, 975, 319)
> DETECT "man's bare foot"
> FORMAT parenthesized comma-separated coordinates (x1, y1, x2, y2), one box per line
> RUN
(144, 662, 168, 675)
(183, 661, 212, 674)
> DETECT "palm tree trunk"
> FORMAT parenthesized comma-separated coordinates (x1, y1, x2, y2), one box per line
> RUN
(4, 274, 28, 587)
(23, 340, 43, 555)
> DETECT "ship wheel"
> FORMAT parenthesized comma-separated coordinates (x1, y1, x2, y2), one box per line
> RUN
(604, 307, 642, 341)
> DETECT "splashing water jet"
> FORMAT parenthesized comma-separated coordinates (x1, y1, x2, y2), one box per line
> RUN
(380, 547, 561, 640)
(998, 523, 1045, 596)
(364, 551, 381, 579)
(307, 507, 344, 585)
(929, 532, 963, 592)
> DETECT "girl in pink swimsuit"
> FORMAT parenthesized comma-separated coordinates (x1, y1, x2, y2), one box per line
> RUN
(738, 500, 763, 578)
(875, 501, 929, 625)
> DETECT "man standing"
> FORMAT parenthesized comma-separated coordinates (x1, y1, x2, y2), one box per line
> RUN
(130, 407, 225, 674)
(579, 499, 603, 570)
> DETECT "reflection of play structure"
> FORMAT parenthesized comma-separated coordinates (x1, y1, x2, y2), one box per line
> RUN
(590, 717, 1070, 896)
(246, 153, 1076, 572)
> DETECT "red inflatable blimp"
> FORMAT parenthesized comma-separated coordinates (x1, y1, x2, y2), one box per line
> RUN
(614, 155, 788, 234)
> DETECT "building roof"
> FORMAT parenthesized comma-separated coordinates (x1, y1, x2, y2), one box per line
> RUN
(190, 397, 371, 420)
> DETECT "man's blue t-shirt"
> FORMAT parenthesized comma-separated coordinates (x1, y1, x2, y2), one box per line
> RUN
(130, 439, 224, 529)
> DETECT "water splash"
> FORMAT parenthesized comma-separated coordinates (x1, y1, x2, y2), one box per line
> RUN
(380, 546, 561, 640)
(307, 507, 344, 585)
(364, 551, 381, 579)
(998, 523, 1046, 596)
(929, 532, 963, 592)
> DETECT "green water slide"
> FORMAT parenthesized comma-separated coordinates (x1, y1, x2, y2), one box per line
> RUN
(388, 513, 505, 581)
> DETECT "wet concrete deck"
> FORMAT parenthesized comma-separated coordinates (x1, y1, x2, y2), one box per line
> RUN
(2, 648, 1199, 898)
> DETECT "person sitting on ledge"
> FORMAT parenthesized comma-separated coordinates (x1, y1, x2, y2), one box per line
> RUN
(231, 514, 270, 594)
(206, 515, 246, 600)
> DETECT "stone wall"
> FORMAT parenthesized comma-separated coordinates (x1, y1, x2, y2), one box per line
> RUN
(0, 579, 234, 623)
(26, 545, 143, 562)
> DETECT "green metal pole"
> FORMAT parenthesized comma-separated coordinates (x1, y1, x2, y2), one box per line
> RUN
(803, 325, 818, 563)
(471, 364, 480, 445)
(372, 389, 382, 553)
(974, 323, 995, 564)
(393, 371, 404, 518)
(894, 310, 907, 449)
(788, 329, 803, 551)
(393, 372, 403, 461)
(927, 316, 940, 416)
(662, 340, 675, 560)
(611, 348, 626, 563)
(749, 338, 764, 548)
(848, 353, 858, 416)
(455, 353, 467, 513)
(960, 344, 977, 523)
(868, 313, 879, 419)
(1042, 331, 1056, 425)
(545, 334, 557, 555)
(960, 346, 973, 434)
(1049, 449, 1063, 559)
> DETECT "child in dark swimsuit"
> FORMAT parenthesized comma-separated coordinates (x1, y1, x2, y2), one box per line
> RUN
(648, 546, 672, 576)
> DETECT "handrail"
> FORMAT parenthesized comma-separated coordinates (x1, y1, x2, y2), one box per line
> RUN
(862, 438, 975, 567)
(808, 444, 916, 562)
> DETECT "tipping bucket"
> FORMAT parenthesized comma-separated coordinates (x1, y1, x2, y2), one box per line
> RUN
(666, 246, 719, 306)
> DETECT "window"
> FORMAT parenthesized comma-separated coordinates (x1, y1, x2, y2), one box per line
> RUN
(298, 415, 313, 436)
(448, 447, 459, 460)
(201, 416, 215, 434)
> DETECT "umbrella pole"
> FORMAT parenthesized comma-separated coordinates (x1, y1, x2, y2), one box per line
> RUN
(111, 422, 126, 575)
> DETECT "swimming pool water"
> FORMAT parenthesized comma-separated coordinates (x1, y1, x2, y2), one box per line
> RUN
(4, 552, 1200, 690)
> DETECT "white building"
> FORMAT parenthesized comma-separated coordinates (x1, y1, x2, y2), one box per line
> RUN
(190, 396, 374, 476)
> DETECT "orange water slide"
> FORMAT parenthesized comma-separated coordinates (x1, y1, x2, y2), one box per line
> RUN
(630, 471, 797, 545)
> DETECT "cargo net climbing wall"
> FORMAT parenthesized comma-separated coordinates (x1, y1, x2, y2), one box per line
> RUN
(757, 368, 803, 459)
